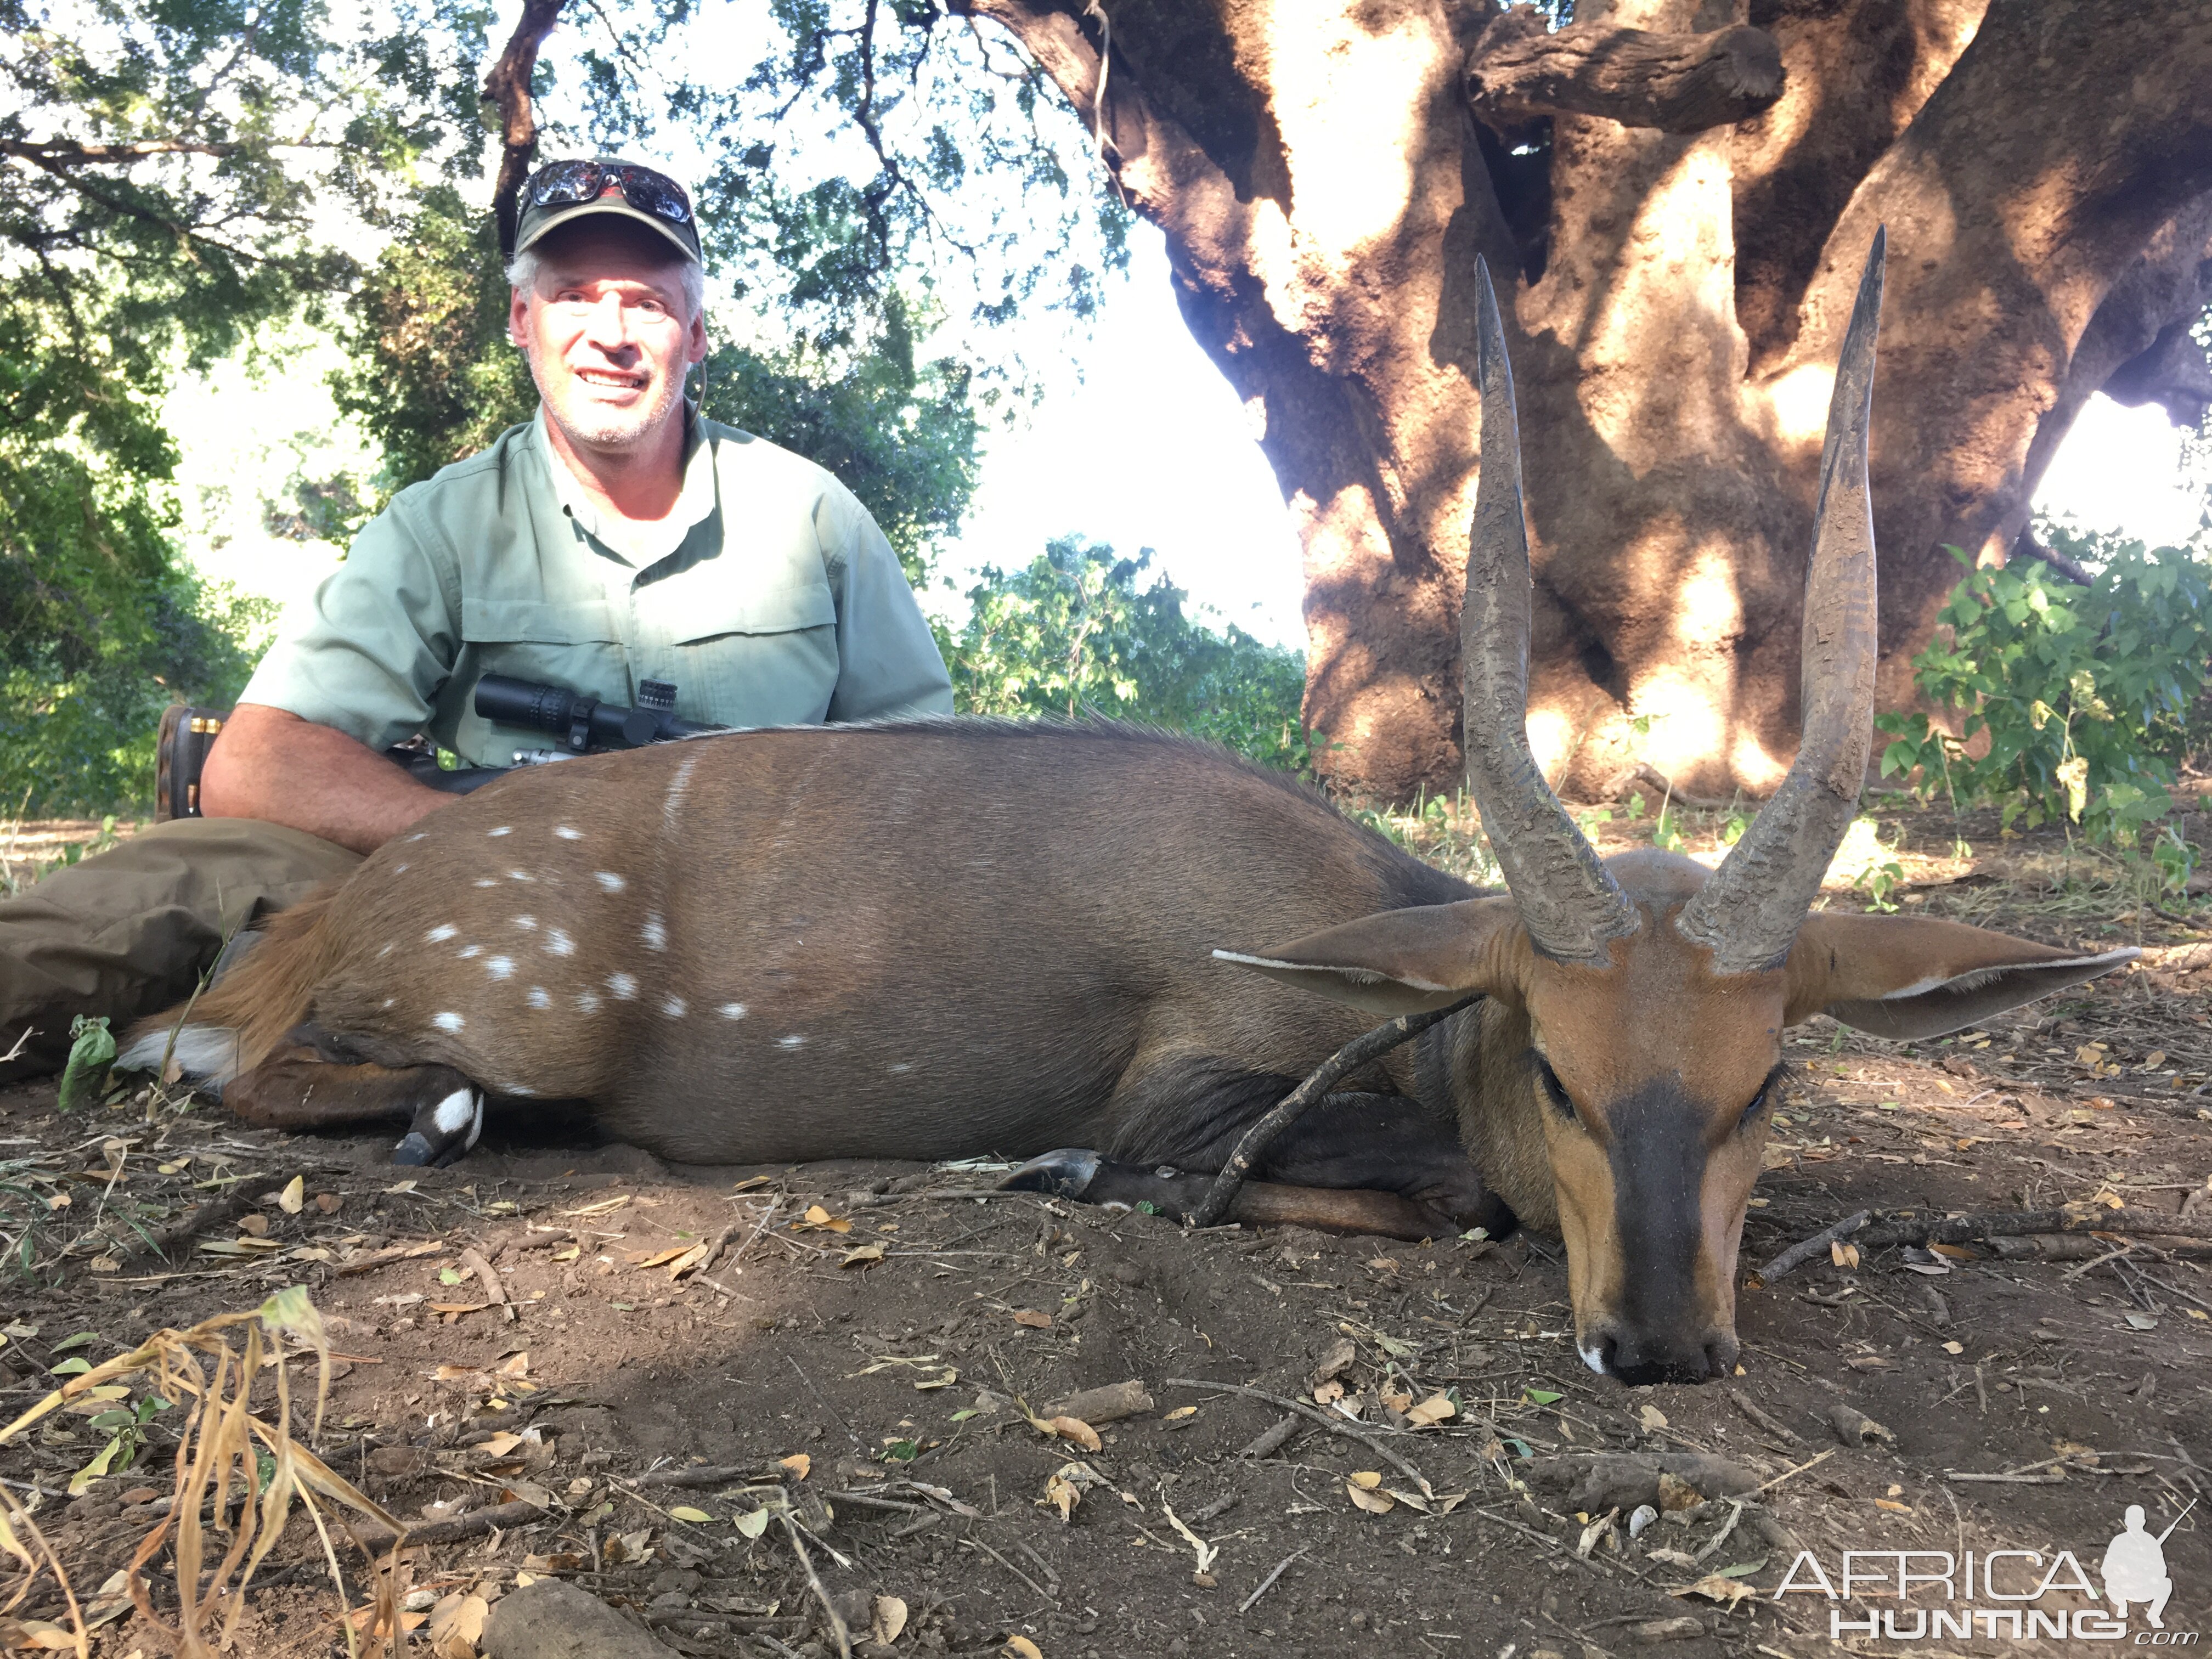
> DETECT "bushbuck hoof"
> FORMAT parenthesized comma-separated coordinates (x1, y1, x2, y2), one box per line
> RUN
(392, 1085, 484, 1169)
(1000, 1148, 1101, 1199)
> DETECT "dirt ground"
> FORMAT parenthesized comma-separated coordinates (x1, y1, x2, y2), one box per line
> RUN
(1, 803, 2208, 1658)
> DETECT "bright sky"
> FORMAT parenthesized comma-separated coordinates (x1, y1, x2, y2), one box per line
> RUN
(172, 224, 2207, 653)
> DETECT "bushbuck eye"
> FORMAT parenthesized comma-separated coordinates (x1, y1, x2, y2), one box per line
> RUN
(1739, 1067, 1784, 1131)
(1533, 1054, 1575, 1120)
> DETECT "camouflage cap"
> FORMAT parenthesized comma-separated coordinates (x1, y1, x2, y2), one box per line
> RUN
(512, 157, 702, 267)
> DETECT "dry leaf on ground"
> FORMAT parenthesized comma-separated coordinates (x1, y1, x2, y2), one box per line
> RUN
(873, 1595, 909, 1646)
(1346, 1471, 1394, 1514)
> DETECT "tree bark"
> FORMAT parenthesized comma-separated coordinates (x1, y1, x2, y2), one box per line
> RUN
(1465, 13, 1782, 134)
(964, 0, 2212, 800)
(483, 0, 567, 258)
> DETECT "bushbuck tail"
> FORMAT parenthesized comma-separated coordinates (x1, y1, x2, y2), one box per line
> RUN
(125, 235, 2134, 1384)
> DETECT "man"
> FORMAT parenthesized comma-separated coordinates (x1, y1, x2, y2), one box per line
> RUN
(0, 157, 952, 1081)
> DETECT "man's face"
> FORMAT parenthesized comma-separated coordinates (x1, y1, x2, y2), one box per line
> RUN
(509, 224, 707, 454)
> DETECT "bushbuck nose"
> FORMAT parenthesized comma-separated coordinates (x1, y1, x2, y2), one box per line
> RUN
(1586, 1321, 1738, 1386)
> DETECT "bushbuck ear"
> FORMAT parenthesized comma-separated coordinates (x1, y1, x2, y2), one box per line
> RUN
(1213, 896, 1525, 1017)
(1787, 913, 2138, 1039)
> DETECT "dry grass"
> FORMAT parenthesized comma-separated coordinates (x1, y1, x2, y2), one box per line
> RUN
(0, 1286, 404, 1657)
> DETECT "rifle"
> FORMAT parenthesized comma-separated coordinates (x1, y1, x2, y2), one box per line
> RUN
(154, 674, 722, 822)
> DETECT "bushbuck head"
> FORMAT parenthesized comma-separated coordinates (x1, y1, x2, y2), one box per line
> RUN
(1218, 235, 2136, 1384)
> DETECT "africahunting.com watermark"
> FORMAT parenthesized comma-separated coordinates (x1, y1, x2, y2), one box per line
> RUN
(1775, 1502, 2197, 1643)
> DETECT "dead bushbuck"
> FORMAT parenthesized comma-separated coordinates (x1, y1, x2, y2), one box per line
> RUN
(125, 235, 2131, 1383)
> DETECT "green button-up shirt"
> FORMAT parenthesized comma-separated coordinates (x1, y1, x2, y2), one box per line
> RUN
(241, 411, 953, 766)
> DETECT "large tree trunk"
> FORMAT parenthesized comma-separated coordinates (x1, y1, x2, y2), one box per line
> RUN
(953, 0, 2212, 800)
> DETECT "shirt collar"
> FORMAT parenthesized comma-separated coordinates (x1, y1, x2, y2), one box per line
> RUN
(533, 405, 718, 569)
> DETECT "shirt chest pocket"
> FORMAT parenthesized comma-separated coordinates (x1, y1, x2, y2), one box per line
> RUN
(659, 580, 841, 728)
(452, 598, 632, 763)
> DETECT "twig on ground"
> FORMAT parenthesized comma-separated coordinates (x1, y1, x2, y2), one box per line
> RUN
(1724, 1387, 1802, 1446)
(958, 1534, 1057, 1604)
(720, 1197, 782, 1276)
(780, 1511, 851, 1659)
(127, 1186, 262, 1259)
(1756, 1211, 1869, 1282)
(1187, 998, 1475, 1227)
(1240, 1548, 1307, 1614)
(459, 1246, 513, 1323)
(1166, 1378, 1433, 1494)
(355, 1499, 544, 1550)
(1768, 1207, 2212, 1277)
(1240, 1413, 1304, 1460)
(1751, 1447, 1835, 1494)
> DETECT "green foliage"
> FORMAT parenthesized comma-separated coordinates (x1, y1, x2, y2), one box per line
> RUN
(1877, 538, 2212, 847)
(1, 0, 485, 811)
(330, 189, 540, 514)
(950, 537, 1309, 770)
(701, 300, 979, 588)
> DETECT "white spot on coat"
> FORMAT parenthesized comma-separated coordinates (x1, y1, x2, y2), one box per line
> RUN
(473, 878, 496, 888)
(661, 995, 686, 1018)
(514, 915, 537, 930)
(392, 863, 409, 874)
(458, 945, 482, 959)
(888, 1062, 912, 1074)
(642, 913, 667, 950)
(575, 991, 601, 1014)
(378, 943, 395, 958)
(663, 753, 699, 833)
(555, 825, 583, 839)
(606, 972, 638, 1000)
(486, 956, 515, 979)
(527, 986, 551, 1009)
(488, 826, 512, 837)
(432, 1088, 475, 1135)
(508, 870, 532, 882)
(382, 997, 395, 1009)
(545, 928, 574, 956)
(433, 1011, 465, 1033)
(777, 1034, 805, 1049)
(595, 871, 625, 893)
(719, 1002, 748, 1019)
(426, 924, 457, 944)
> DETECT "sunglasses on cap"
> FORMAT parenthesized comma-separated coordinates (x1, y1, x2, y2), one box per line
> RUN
(524, 159, 695, 229)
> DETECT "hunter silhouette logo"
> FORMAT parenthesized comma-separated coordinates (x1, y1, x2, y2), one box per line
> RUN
(1774, 1496, 2199, 1642)
(2105, 1501, 2192, 1630)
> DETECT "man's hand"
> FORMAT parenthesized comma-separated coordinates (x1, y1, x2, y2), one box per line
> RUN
(199, 704, 455, 854)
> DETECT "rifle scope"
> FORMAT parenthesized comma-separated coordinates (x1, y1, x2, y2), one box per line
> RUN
(473, 673, 717, 752)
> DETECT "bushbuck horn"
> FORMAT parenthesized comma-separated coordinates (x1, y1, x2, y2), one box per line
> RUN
(1464, 256, 1639, 965)
(1674, 230, 1886, 974)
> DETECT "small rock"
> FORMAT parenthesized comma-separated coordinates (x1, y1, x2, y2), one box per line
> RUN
(1627, 1504, 1658, 1538)
(482, 1578, 678, 1658)
(366, 1445, 427, 1477)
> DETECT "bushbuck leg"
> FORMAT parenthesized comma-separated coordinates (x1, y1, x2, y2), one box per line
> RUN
(226, 1044, 484, 1168)
(1005, 1091, 1513, 1240)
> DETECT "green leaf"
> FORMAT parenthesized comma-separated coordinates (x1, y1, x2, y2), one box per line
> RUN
(50, 1357, 92, 1376)
(58, 1016, 116, 1114)
(49, 1331, 100, 1353)
(668, 1505, 715, 1523)
(1523, 1389, 1562, 1406)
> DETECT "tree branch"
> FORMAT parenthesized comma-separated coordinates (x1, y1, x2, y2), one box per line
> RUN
(482, 0, 567, 258)
(1464, 8, 1782, 135)
(2011, 527, 2092, 588)
(0, 138, 242, 166)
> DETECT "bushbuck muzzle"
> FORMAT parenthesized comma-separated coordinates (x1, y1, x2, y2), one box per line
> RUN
(121, 233, 2135, 1384)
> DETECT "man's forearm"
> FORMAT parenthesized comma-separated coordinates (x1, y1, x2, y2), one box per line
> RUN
(199, 704, 455, 854)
